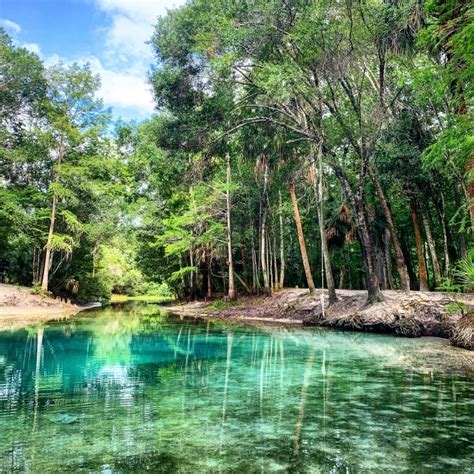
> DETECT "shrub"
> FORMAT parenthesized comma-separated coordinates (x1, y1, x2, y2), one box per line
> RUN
(76, 275, 111, 304)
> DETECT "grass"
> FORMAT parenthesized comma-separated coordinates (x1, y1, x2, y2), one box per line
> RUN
(110, 294, 175, 304)
(206, 300, 243, 310)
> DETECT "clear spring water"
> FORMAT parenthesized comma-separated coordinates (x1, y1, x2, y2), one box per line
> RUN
(0, 304, 473, 473)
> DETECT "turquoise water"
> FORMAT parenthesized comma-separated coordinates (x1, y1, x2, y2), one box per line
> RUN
(0, 304, 473, 472)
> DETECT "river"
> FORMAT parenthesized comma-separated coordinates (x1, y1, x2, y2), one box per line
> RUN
(0, 303, 472, 472)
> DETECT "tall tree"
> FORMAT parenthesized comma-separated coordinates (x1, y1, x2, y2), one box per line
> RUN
(40, 63, 108, 291)
(289, 176, 316, 295)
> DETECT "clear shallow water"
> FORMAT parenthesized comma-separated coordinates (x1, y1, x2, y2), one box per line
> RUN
(0, 304, 473, 473)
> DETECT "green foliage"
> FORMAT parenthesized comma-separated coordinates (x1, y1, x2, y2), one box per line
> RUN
(30, 284, 48, 297)
(1, 1, 473, 306)
(453, 251, 474, 293)
(138, 282, 175, 299)
(76, 274, 112, 304)
(207, 300, 243, 310)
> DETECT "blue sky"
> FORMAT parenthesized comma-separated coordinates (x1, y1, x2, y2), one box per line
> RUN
(0, 0, 186, 121)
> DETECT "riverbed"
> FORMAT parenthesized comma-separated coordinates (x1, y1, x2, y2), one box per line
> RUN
(0, 303, 472, 471)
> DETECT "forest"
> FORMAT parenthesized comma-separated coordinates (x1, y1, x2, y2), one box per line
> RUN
(1, 0, 473, 306)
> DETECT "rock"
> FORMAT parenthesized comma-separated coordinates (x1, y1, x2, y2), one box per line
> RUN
(48, 413, 78, 424)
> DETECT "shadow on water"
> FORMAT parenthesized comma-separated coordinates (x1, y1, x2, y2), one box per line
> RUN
(0, 303, 472, 472)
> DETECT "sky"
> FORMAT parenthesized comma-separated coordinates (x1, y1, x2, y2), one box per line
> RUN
(0, 0, 186, 121)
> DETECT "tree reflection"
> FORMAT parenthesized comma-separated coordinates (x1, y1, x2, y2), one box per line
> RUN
(292, 349, 315, 460)
(0, 308, 472, 472)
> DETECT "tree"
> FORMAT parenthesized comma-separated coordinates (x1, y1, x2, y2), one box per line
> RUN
(289, 176, 316, 295)
(226, 153, 236, 300)
(40, 63, 109, 291)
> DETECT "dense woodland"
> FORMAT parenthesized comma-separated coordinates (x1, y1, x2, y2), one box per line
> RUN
(0, 0, 472, 304)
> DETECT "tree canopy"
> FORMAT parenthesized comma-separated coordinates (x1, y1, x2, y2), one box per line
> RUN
(0, 0, 472, 303)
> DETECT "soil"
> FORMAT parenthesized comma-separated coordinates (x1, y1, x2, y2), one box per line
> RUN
(166, 288, 474, 349)
(0, 283, 83, 330)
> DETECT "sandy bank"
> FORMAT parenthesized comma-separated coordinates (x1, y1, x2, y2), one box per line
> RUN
(0, 283, 84, 330)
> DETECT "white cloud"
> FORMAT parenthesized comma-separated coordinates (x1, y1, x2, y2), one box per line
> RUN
(0, 18, 21, 34)
(94, 0, 187, 68)
(88, 0, 186, 119)
(95, 0, 183, 22)
(1, 2, 186, 121)
(86, 56, 155, 115)
(41, 52, 155, 119)
(22, 42, 41, 55)
(104, 14, 151, 60)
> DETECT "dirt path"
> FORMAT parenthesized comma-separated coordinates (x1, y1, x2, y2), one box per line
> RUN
(166, 288, 474, 349)
(0, 283, 84, 330)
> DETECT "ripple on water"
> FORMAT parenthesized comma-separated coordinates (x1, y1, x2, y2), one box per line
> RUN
(0, 305, 472, 472)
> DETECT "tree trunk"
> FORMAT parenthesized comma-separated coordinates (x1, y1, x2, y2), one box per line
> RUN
(311, 158, 337, 304)
(345, 249, 352, 290)
(251, 230, 258, 293)
(240, 242, 248, 282)
(221, 261, 227, 295)
(207, 257, 212, 299)
(279, 191, 285, 289)
(234, 271, 251, 295)
(260, 163, 271, 295)
(32, 247, 41, 286)
(41, 138, 65, 292)
(400, 235, 417, 290)
(338, 267, 345, 289)
(189, 247, 195, 300)
(454, 184, 468, 258)
(375, 240, 386, 290)
(268, 232, 273, 292)
(226, 154, 236, 301)
(179, 256, 186, 298)
(424, 242, 432, 290)
(360, 206, 384, 303)
(272, 230, 278, 290)
(410, 199, 429, 291)
(384, 227, 395, 290)
(437, 193, 450, 274)
(467, 152, 474, 228)
(332, 165, 383, 304)
(422, 212, 441, 286)
(368, 167, 410, 290)
(41, 194, 57, 291)
(289, 176, 316, 295)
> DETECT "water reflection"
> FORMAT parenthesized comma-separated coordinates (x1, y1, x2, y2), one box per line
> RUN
(0, 304, 472, 472)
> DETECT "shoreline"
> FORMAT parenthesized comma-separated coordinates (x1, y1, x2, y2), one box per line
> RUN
(0, 283, 89, 330)
(164, 288, 474, 349)
(0, 306, 86, 330)
(1, 283, 472, 351)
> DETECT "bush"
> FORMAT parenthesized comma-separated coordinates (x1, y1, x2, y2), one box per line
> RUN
(76, 275, 111, 304)
(30, 284, 49, 297)
(453, 250, 474, 293)
(136, 281, 175, 298)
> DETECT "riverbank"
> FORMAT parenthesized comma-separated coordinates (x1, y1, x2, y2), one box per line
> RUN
(166, 288, 474, 349)
(0, 283, 84, 330)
